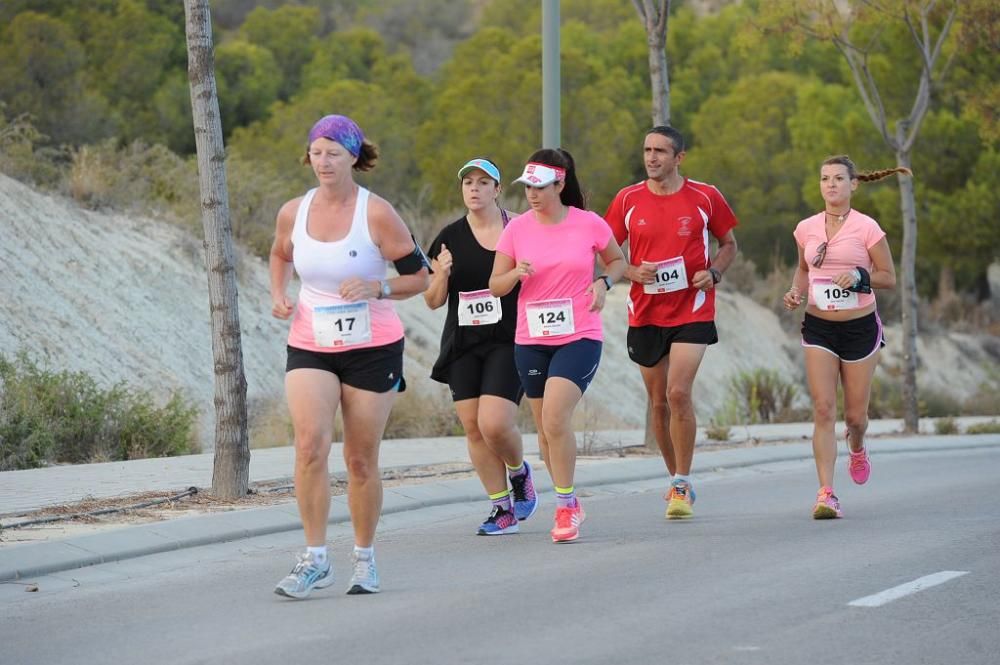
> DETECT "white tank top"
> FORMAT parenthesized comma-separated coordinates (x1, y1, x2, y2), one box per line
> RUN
(291, 187, 386, 291)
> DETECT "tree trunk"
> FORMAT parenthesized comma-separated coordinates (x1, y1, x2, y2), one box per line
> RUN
(937, 264, 955, 301)
(632, 0, 672, 127)
(183, 0, 250, 498)
(647, 33, 670, 126)
(895, 141, 920, 433)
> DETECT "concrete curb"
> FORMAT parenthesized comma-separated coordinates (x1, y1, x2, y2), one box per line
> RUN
(2, 434, 997, 582)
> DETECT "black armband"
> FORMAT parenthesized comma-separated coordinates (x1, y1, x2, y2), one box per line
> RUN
(394, 236, 431, 275)
(849, 266, 872, 294)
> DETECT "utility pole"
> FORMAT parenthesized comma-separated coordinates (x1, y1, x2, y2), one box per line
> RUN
(542, 0, 560, 148)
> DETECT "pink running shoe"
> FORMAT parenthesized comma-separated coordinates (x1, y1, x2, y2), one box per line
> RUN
(550, 503, 586, 543)
(847, 447, 871, 485)
(812, 486, 842, 519)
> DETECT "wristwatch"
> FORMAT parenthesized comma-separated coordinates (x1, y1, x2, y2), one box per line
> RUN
(596, 275, 613, 291)
(709, 268, 722, 284)
(378, 280, 392, 299)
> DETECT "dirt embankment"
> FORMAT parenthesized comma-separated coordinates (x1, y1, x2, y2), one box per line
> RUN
(1, 174, 996, 450)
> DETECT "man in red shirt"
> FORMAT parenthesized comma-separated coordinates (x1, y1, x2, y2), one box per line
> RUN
(604, 126, 739, 519)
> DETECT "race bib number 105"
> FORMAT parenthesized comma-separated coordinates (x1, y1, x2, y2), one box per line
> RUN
(811, 279, 858, 311)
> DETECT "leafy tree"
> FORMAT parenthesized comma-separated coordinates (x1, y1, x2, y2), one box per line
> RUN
(415, 28, 544, 213)
(76, 0, 184, 143)
(216, 40, 282, 132)
(239, 5, 324, 98)
(0, 11, 113, 145)
(151, 72, 197, 155)
(684, 71, 811, 266)
(925, 148, 1000, 293)
(355, 0, 477, 74)
(300, 28, 388, 88)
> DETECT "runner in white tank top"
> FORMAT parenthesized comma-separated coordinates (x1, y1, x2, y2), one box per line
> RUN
(269, 115, 429, 599)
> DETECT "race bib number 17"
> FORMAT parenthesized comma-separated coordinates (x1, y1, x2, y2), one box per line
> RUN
(312, 302, 372, 347)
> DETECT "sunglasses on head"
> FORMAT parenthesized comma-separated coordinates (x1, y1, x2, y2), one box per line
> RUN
(812, 242, 828, 268)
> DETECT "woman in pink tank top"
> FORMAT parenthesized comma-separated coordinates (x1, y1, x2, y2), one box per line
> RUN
(783, 155, 909, 520)
(269, 115, 429, 598)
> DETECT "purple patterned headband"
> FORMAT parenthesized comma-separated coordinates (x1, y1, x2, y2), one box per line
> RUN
(307, 115, 364, 158)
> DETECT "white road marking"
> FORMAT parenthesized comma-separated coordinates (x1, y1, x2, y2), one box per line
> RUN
(848, 571, 969, 607)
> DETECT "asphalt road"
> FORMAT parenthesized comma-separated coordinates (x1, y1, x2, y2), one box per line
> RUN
(2, 446, 998, 665)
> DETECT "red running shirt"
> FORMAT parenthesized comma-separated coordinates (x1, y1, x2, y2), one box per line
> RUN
(604, 178, 738, 327)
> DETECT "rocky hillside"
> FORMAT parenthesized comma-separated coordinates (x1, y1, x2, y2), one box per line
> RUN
(1, 174, 996, 450)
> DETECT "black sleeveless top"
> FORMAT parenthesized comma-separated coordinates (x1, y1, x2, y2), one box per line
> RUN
(426, 214, 519, 383)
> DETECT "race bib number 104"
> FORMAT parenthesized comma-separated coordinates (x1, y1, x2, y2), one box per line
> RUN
(643, 256, 688, 294)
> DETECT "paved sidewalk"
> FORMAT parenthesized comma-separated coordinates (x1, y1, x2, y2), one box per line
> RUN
(0, 418, 957, 517)
(1, 418, 997, 582)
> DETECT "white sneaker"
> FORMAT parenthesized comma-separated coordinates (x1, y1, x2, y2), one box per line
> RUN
(274, 552, 334, 599)
(347, 551, 380, 595)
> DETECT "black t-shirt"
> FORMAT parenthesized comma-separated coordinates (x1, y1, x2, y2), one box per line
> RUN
(427, 215, 519, 383)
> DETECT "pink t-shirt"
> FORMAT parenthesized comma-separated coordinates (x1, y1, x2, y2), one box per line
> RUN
(793, 210, 885, 309)
(496, 207, 613, 345)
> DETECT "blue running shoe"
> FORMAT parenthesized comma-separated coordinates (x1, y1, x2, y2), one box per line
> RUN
(510, 460, 538, 521)
(274, 552, 334, 599)
(477, 504, 519, 535)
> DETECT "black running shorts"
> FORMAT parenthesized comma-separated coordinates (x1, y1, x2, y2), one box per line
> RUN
(286, 340, 406, 393)
(447, 342, 523, 404)
(801, 311, 884, 362)
(626, 322, 718, 367)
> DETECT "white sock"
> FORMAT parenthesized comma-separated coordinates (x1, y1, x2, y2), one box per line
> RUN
(354, 545, 374, 560)
(673, 474, 692, 486)
(307, 546, 327, 565)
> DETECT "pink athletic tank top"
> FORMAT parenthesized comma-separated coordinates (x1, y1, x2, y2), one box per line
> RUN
(287, 187, 404, 352)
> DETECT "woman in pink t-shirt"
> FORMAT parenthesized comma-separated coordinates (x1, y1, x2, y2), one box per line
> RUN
(783, 155, 909, 520)
(489, 148, 626, 543)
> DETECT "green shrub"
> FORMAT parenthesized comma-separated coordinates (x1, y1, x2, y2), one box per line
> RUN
(869, 378, 963, 419)
(934, 417, 960, 435)
(0, 353, 200, 470)
(382, 381, 461, 439)
(723, 368, 800, 425)
(961, 382, 1000, 416)
(67, 139, 198, 224)
(966, 420, 1000, 434)
(704, 421, 731, 441)
(0, 108, 65, 187)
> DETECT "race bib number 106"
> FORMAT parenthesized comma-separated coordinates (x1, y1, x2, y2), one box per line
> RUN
(458, 289, 502, 326)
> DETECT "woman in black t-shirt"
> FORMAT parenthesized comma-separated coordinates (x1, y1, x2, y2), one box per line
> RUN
(425, 158, 537, 536)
